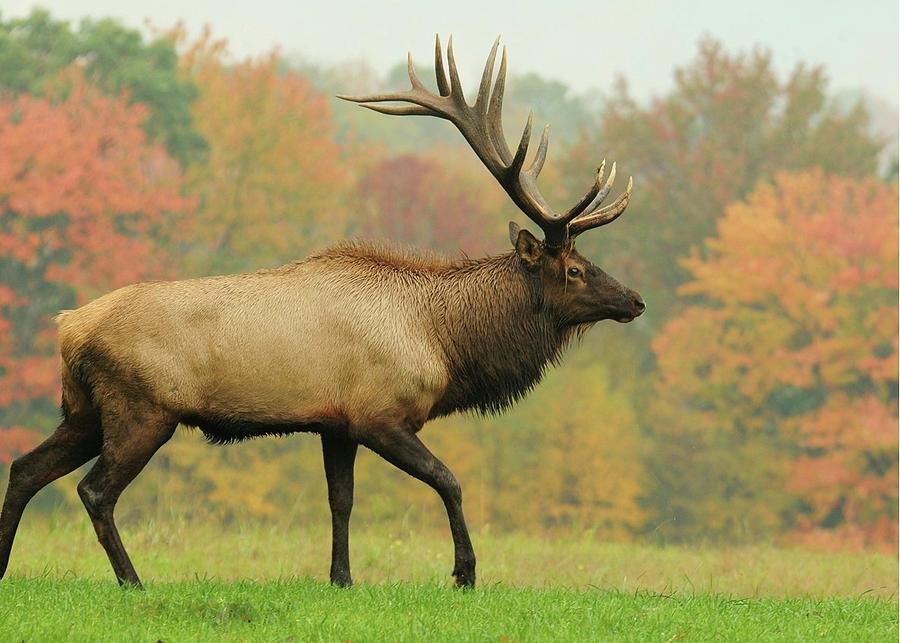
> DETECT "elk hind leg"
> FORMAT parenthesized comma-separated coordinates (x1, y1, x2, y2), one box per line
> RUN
(0, 416, 102, 580)
(77, 402, 175, 588)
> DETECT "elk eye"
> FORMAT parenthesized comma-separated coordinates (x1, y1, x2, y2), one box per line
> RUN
(567, 267, 581, 277)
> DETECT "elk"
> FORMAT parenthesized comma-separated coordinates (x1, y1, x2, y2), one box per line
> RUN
(0, 36, 644, 589)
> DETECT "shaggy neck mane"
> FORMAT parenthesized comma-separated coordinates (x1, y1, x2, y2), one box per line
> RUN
(426, 252, 575, 417)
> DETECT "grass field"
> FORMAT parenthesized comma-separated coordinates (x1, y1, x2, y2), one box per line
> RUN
(2, 518, 897, 641)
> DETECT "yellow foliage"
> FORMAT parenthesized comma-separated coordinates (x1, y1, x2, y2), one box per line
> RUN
(179, 31, 352, 273)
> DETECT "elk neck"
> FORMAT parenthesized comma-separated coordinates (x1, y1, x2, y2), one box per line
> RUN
(428, 251, 573, 418)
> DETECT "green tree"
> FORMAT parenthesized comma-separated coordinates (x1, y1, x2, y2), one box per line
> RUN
(0, 9, 205, 165)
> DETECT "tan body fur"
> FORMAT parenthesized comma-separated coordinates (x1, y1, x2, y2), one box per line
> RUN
(57, 244, 452, 436)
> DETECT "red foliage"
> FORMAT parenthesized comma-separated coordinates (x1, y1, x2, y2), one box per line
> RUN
(0, 79, 191, 295)
(0, 75, 192, 461)
(357, 152, 505, 255)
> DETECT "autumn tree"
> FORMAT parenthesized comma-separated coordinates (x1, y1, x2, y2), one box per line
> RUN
(0, 78, 192, 469)
(0, 9, 205, 165)
(564, 38, 884, 327)
(178, 33, 352, 274)
(648, 171, 898, 549)
(355, 150, 509, 256)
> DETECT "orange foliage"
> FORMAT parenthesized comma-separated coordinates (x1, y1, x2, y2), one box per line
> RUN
(0, 78, 190, 296)
(0, 75, 192, 461)
(653, 171, 898, 550)
(178, 31, 351, 273)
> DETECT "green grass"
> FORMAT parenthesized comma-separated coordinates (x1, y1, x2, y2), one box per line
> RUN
(2, 519, 897, 641)
(1, 578, 895, 642)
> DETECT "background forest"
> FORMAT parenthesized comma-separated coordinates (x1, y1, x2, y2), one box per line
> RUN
(0, 9, 896, 553)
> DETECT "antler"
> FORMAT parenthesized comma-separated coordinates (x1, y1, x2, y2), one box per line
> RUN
(338, 36, 632, 248)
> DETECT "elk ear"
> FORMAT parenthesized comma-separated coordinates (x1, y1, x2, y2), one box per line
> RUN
(514, 227, 543, 269)
(508, 221, 521, 246)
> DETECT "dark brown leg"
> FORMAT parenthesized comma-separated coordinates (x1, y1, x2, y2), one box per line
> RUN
(321, 436, 358, 587)
(361, 426, 475, 587)
(77, 405, 175, 588)
(0, 421, 102, 579)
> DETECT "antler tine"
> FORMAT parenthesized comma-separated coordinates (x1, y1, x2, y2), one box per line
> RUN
(585, 161, 616, 214)
(487, 46, 512, 164)
(510, 110, 533, 175)
(562, 162, 606, 219)
(568, 176, 634, 236)
(562, 159, 615, 220)
(355, 103, 436, 117)
(434, 34, 450, 96)
(446, 36, 466, 107)
(407, 52, 426, 91)
(526, 125, 550, 178)
(336, 90, 443, 116)
(475, 37, 501, 114)
(571, 161, 615, 219)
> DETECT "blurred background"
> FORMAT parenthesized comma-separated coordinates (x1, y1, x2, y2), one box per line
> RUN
(0, 1, 896, 553)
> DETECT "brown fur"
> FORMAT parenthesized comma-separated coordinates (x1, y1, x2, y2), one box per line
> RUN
(0, 235, 643, 589)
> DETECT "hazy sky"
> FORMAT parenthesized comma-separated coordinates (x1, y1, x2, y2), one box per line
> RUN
(4, 0, 898, 105)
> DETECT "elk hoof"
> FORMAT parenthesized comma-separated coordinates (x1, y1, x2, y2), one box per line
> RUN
(330, 575, 353, 588)
(453, 567, 475, 588)
(119, 578, 144, 591)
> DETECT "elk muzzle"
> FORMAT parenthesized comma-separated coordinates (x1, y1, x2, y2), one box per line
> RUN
(616, 289, 645, 323)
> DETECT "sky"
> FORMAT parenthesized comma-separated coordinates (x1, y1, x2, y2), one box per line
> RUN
(4, 0, 898, 107)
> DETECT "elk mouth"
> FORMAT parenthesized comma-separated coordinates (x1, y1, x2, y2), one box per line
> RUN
(614, 297, 645, 323)
(591, 309, 637, 324)
(589, 301, 644, 324)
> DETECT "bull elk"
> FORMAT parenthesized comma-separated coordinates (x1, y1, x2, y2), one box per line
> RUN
(0, 36, 644, 589)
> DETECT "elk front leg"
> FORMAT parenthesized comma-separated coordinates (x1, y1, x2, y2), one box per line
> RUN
(361, 426, 475, 588)
(321, 435, 358, 587)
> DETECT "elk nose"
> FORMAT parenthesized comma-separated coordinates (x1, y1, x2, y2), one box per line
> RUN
(632, 294, 646, 315)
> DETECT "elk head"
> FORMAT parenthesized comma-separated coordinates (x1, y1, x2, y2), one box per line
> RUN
(340, 36, 645, 325)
